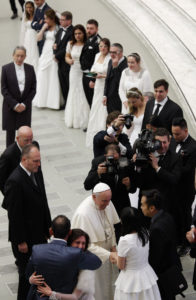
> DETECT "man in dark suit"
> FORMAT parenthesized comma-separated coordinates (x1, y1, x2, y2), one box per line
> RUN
(0, 126, 40, 195)
(84, 144, 135, 217)
(80, 19, 101, 108)
(141, 189, 181, 300)
(2, 144, 51, 300)
(170, 117, 196, 255)
(31, 0, 51, 55)
(142, 79, 183, 133)
(135, 128, 182, 223)
(26, 215, 101, 300)
(93, 111, 133, 159)
(1, 46, 36, 147)
(53, 11, 73, 108)
(9, 0, 24, 19)
(103, 43, 127, 113)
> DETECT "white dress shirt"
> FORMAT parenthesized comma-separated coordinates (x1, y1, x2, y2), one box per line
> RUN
(152, 97, 168, 115)
(14, 63, 25, 93)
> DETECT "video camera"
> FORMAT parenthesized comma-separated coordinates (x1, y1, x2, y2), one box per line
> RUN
(134, 129, 161, 167)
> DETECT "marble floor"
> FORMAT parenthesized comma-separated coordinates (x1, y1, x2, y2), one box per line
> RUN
(0, 1, 195, 299)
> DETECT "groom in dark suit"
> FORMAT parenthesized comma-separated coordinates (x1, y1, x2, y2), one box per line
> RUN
(1, 46, 36, 147)
(142, 79, 183, 133)
(53, 11, 73, 108)
(31, 0, 51, 55)
(26, 215, 101, 300)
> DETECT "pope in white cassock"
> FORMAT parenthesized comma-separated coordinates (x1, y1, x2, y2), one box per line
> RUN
(71, 183, 120, 300)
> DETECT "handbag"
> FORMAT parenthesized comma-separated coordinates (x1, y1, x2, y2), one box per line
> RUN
(159, 264, 188, 297)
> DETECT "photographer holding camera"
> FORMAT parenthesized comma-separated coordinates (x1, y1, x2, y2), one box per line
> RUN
(84, 144, 136, 218)
(134, 127, 182, 226)
(93, 111, 133, 159)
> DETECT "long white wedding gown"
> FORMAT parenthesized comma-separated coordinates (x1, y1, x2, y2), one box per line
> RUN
(20, 20, 39, 72)
(114, 234, 161, 300)
(86, 52, 110, 148)
(64, 42, 90, 129)
(33, 29, 61, 109)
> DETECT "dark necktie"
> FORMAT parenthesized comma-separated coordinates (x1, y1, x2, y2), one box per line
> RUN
(153, 104, 161, 117)
(30, 173, 37, 186)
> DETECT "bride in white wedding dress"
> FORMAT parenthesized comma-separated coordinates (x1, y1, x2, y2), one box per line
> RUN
(33, 9, 61, 109)
(86, 38, 110, 149)
(64, 25, 90, 129)
(20, 1, 38, 71)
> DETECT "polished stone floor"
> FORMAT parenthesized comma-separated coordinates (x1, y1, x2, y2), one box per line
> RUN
(0, 1, 195, 299)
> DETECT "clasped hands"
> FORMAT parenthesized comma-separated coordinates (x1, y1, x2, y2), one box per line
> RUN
(109, 246, 117, 264)
(15, 104, 26, 113)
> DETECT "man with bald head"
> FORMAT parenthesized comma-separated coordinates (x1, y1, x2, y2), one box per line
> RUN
(0, 126, 38, 195)
(2, 144, 51, 300)
(72, 183, 120, 300)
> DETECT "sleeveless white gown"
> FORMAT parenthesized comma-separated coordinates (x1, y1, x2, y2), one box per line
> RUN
(86, 53, 110, 149)
(33, 29, 61, 109)
(64, 42, 90, 129)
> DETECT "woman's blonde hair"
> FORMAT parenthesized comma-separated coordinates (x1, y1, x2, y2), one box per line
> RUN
(126, 87, 144, 114)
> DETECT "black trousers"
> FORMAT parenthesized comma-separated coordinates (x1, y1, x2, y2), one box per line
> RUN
(9, 0, 24, 14)
(11, 243, 32, 300)
(58, 61, 70, 107)
(6, 130, 15, 148)
(82, 74, 94, 108)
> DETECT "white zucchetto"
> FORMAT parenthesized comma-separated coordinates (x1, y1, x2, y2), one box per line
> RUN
(93, 183, 111, 194)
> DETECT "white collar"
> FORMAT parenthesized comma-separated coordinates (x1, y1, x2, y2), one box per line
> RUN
(14, 62, 24, 70)
(38, 2, 46, 10)
(20, 162, 31, 176)
(16, 142, 22, 152)
(155, 96, 168, 106)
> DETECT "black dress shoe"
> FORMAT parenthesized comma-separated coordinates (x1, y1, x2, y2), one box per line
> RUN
(11, 13, 18, 19)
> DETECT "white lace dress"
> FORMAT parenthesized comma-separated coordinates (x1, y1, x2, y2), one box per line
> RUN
(86, 53, 110, 148)
(119, 68, 152, 114)
(33, 29, 61, 109)
(64, 42, 90, 129)
(20, 20, 39, 72)
(114, 234, 161, 300)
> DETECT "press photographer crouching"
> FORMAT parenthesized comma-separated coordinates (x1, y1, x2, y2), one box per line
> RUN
(93, 111, 133, 159)
(133, 127, 182, 229)
(84, 144, 136, 240)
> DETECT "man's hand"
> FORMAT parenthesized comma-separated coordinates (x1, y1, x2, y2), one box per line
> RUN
(18, 242, 28, 253)
(110, 246, 117, 252)
(53, 43, 57, 50)
(15, 104, 26, 113)
(109, 252, 117, 264)
(29, 272, 45, 285)
(102, 96, 107, 106)
(149, 153, 159, 170)
(104, 135, 118, 144)
(114, 114, 125, 128)
(112, 56, 119, 68)
(186, 228, 195, 243)
(122, 177, 131, 190)
(97, 163, 107, 176)
(89, 81, 95, 89)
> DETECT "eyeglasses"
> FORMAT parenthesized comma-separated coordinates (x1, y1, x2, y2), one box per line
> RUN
(109, 51, 119, 55)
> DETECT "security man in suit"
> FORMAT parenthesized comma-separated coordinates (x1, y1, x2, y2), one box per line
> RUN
(142, 79, 183, 133)
(80, 19, 101, 108)
(171, 117, 196, 255)
(53, 11, 73, 108)
(2, 144, 51, 300)
(0, 126, 39, 195)
(141, 189, 181, 300)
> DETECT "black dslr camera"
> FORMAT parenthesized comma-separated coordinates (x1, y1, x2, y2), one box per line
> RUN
(104, 156, 118, 174)
(134, 129, 161, 167)
(123, 114, 134, 129)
